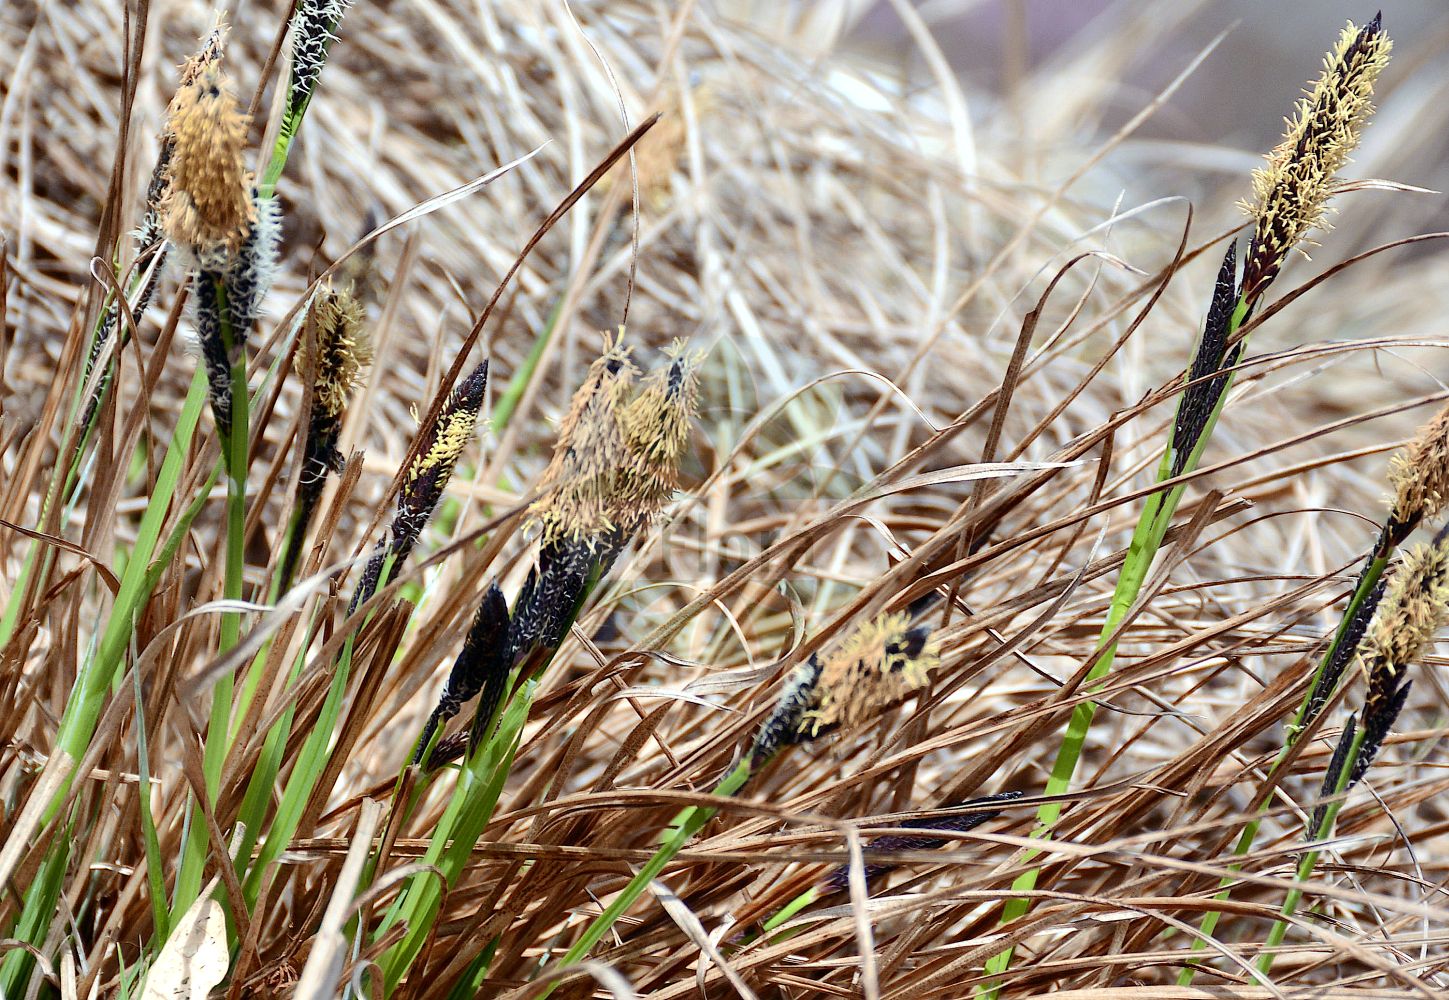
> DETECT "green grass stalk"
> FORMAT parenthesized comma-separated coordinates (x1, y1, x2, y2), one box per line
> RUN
(172, 276, 251, 922)
(982, 296, 1249, 990)
(1256, 726, 1365, 976)
(1178, 551, 1388, 984)
(530, 758, 754, 999)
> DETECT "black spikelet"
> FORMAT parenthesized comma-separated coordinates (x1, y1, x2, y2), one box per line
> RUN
(348, 361, 489, 616)
(1298, 575, 1386, 741)
(416, 583, 510, 765)
(1353, 677, 1411, 786)
(1171, 242, 1238, 478)
(822, 791, 1023, 892)
(1311, 717, 1357, 835)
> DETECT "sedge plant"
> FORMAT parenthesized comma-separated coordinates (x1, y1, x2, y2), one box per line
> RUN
(1258, 527, 1449, 972)
(985, 14, 1394, 990)
(374, 335, 701, 994)
(0, 2, 355, 989)
(1182, 394, 1449, 980)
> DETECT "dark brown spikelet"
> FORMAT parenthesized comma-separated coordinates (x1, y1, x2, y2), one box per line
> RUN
(1311, 716, 1358, 835)
(749, 654, 824, 765)
(286, 0, 354, 116)
(1170, 242, 1239, 477)
(191, 274, 237, 440)
(821, 791, 1023, 893)
(750, 614, 940, 763)
(502, 537, 618, 673)
(1297, 574, 1385, 742)
(416, 583, 510, 765)
(1240, 16, 1392, 304)
(1346, 529, 1449, 786)
(350, 361, 488, 614)
(277, 281, 371, 588)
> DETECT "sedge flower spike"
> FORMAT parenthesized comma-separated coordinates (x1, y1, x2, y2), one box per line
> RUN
(526, 332, 638, 549)
(1387, 401, 1449, 544)
(1240, 15, 1391, 304)
(421, 336, 704, 759)
(751, 613, 940, 764)
(277, 281, 372, 588)
(1356, 531, 1449, 759)
(620, 339, 702, 524)
(287, 0, 354, 115)
(502, 336, 700, 690)
(1312, 529, 1449, 831)
(300, 281, 371, 427)
(159, 53, 255, 266)
(350, 362, 488, 615)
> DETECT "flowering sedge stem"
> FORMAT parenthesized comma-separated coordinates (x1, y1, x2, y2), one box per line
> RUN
(1179, 551, 1389, 984)
(982, 296, 1250, 994)
(172, 274, 250, 923)
(1256, 726, 1366, 976)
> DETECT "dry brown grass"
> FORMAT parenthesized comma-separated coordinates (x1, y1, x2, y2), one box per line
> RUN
(3, 1, 1449, 997)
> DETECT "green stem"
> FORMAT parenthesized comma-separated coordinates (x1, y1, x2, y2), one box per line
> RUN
(532, 759, 754, 999)
(0, 264, 143, 647)
(171, 276, 250, 924)
(1256, 727, 1365, 976)
(0, 398, 218, 993)
(1177, 550, 1389, 984)
(982, 298, 1250, 994)
(759, 884, 821, 935)
(374, 679, 538, 993)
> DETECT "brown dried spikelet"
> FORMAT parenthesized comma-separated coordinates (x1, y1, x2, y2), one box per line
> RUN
(300, 280, 371, 421)
(1387, 401, 1449, 540)
(800, 612, 939, 737)
(1240, 16, 1391, 303)
(602, 88, 714, 211)
(160, 54, 256, 263)
(526, 332, 638, 547)
(619, 339, 701, 521)
(1358, 533, 1449, 725)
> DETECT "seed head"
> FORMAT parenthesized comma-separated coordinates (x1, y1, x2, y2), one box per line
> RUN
(287, 0, 354, 115)
(751, 613, 940, 762)
(1387, 401, 1449, 542)
(160, 55, 256, 265)
(1171, 242, 1239, 477)
(821, 791, 1023, 892)
(402, 362, 488, 512)
(1240, 16, 1391, 303)
(619, 339, 701, 521)
(802, 614, 939, 736)
(750, 654, 824, 765)
(300, 280, 371, 422)
(416, 582, 510, 765)
(1357, 532, 1449, 740)
(349, 362, 488, 615)
(526, 333, 638, 547)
